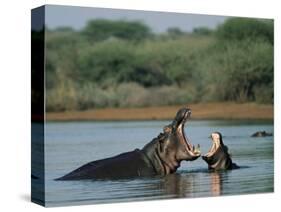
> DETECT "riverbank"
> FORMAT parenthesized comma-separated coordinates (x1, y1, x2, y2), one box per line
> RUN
(46, 102, 273, 121)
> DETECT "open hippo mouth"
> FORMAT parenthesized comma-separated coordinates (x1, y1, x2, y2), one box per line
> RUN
(176, 108, 201, 159)
(204, 134, 221, 158)
(202, 132, 237, 170)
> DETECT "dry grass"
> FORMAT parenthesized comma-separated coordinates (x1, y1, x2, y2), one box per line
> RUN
(46, 102, 273, 121)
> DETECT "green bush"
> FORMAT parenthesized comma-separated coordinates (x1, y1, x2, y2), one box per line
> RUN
(193, 27, 213, 36)
(46, 81, 200, 111)
(135, 36, 213, 87)
(82, 19, 152, 42)
(44, 18, 274, 111)
(216, 18, 273, 44)
(77, 39, 136, 86)
(197, 39, 273, 102)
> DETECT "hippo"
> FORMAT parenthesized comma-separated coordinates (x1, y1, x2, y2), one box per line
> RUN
(56, 107, 201, 180)
(251, 131, 273, 137)
(202, 132, 239, 170)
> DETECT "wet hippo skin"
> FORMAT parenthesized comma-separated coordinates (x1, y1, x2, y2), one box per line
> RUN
(202, 132, 239, 170)
(251, 131, 272, 137)
(56, 108, 201, 180)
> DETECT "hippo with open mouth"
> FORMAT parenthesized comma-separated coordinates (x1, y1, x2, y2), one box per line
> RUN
(56, 107, 201, 180)
(202, 132, 239, 170)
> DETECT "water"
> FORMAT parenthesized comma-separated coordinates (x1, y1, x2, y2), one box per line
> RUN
(41, 120, 273, 206)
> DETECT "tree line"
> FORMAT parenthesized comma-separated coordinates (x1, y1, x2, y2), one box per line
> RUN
(35, 17, 273, 111)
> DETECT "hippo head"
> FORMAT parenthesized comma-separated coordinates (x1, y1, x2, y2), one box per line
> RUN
(143, 107, 201, 175)
(202, 132, 233, 170)
(162, 108, 201, 160)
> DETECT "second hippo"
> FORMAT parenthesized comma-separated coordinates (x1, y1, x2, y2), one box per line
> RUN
(202, 132, 239, 170)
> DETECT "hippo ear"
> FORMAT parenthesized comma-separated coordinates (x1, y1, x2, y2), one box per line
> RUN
(163, 125, 172, 133)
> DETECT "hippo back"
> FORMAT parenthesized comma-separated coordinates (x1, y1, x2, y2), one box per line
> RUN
(56, 149, 156, 180)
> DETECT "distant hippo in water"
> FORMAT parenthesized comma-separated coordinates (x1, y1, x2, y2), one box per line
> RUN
(202, 132, 239, 170)
(56, 108, 201, 180)
(251, 131, 273, 137)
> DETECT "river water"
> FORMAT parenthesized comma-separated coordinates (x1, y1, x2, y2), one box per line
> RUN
(40, 120, 273, 206)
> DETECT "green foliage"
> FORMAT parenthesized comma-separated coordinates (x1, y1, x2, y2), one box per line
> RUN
(216, 18, 273, 44)
(46, 82, 199, 110)
(77, 40, 135, 85)
(135, 36, 212, 87)
(167, 27, 186, 38)
(82, 19, 152, 42)
(193, 27, 213, 36)
(75, 36, 211, 87)
(44, 17, 274, 111)
(198, 39, 273, 103)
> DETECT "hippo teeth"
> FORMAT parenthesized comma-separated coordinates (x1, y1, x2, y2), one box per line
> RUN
(194, 144, 201, 153)
(190, 144, 201, 154)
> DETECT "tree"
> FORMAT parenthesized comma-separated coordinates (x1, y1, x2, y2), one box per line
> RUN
(193, 27, 213, 36)
(216, 18, 273, 44)
(82, 19, 152, 42)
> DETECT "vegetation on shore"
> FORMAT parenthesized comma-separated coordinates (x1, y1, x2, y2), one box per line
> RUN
(46, 102, 273, 121)
(34, 17, 274, 112)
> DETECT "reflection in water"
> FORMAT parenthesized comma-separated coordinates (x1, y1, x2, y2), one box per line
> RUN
(160, 173, 196, 198)
(210, 172, 222, 196)
(160, 171, 223, 198)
